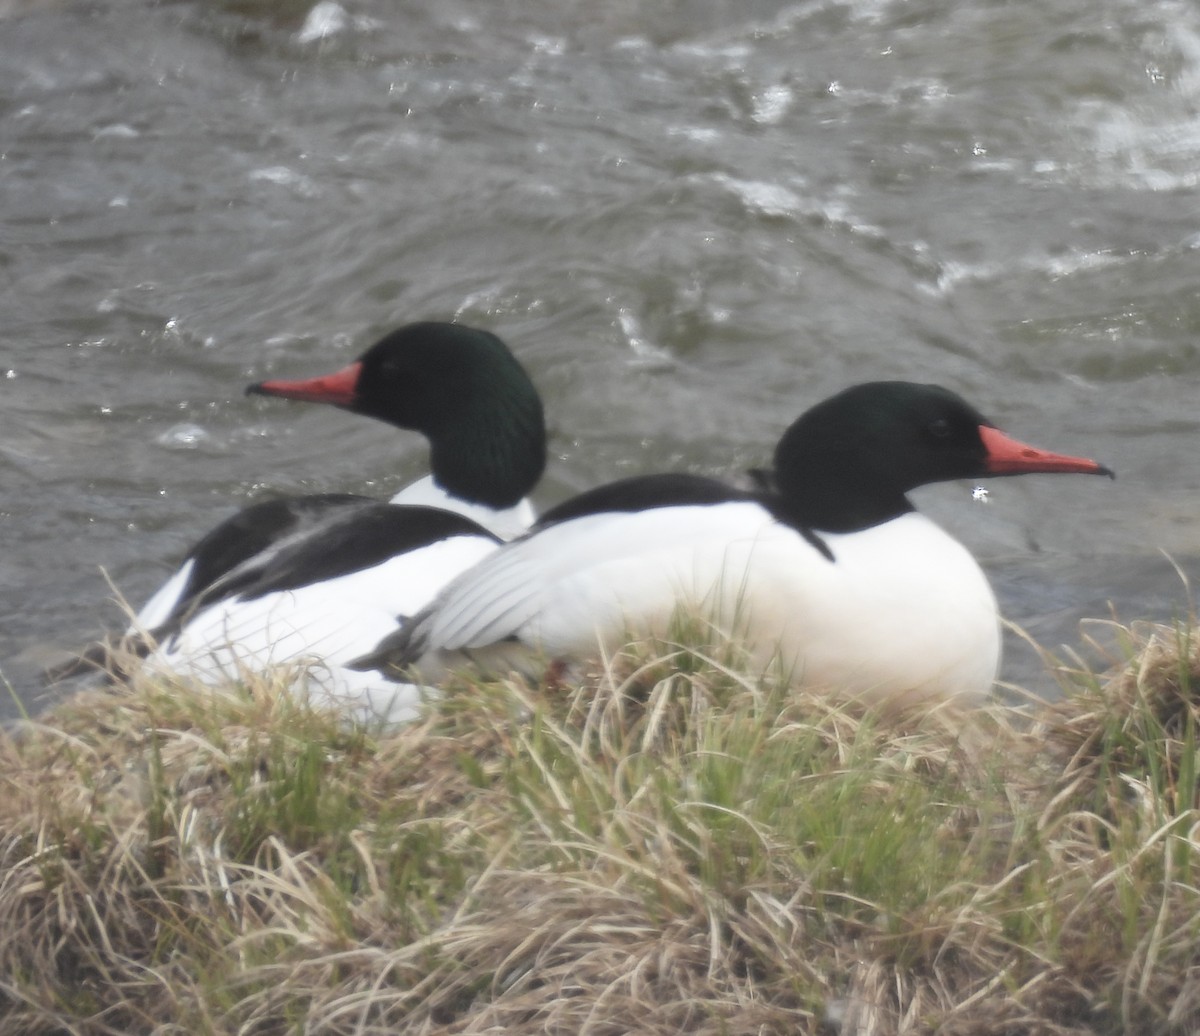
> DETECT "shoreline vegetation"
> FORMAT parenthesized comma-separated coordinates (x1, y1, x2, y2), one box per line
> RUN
(2, 618, 1198, 1035)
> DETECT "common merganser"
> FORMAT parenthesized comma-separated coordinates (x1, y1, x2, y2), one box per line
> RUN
(136, 322, 544, 631)
(59, 322, 547, 722)
(352, 381, 1112, 707)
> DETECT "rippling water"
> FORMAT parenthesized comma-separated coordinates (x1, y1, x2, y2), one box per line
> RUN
(4, 0, 1200, 716)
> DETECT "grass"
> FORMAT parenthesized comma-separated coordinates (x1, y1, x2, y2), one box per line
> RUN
(1, 620, 1199, 1034)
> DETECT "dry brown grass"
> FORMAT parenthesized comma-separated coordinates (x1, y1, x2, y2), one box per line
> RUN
(1, 623, 1199, 1035)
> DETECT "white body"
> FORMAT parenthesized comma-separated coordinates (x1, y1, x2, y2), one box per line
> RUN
(142, 534, 499, 724)
(409, 505, 1001, 706)
(132, 482, 537, 723)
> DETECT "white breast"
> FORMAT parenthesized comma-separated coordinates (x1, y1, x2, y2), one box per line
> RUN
(389, 475, 536, 540)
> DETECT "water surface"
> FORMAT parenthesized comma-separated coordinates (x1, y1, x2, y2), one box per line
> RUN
(4, 0, 1200, 714)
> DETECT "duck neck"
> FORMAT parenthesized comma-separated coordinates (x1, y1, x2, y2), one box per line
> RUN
(770, 421, 915, 533)
(428, 404, 546, 510)
(771, 475, 915, 534)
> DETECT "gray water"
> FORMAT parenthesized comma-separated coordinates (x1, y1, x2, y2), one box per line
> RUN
(4, 0, 1200, 717)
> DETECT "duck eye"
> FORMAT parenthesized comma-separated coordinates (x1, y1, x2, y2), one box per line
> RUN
(928, 418, 952, 439)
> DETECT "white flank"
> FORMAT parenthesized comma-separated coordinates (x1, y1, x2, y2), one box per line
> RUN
(132, 558, 195, 632)
(411, 505, 1000, 705)
(145, 533, 499, 724)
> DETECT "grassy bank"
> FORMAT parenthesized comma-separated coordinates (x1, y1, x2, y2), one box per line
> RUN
(1, 622, 1198, 1035)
